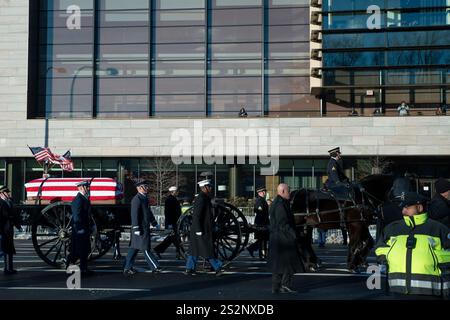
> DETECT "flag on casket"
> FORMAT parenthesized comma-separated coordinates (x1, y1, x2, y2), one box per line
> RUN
(24, 178, 124, 203)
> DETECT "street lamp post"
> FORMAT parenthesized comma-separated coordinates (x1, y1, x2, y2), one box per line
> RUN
(69, 66, 118, 118)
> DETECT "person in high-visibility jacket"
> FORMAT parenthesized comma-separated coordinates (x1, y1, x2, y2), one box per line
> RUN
(376, 192, 450, 297)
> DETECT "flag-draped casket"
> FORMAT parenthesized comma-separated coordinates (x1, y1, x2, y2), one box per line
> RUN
(24, 178, 124, 204)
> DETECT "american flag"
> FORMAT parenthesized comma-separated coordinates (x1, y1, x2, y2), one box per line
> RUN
(28, 146, 55, 163)
(52, 150, 74, 172)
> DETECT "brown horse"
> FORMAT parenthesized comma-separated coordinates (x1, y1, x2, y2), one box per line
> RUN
(291, 174, 394, 272)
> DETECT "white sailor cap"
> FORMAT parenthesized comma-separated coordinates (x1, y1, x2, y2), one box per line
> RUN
(169, 186, 178, 192)
(76, 180, 90, 187)
(197, 179, 212, 187)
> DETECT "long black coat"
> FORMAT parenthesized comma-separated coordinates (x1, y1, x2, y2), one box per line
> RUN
(254, 195, 269, 240)
(164, 194, 181, 229)
(189, 191, 215, 258)
(0, 198, 19, 255)
(267, 195, 303, 274)
(130, 193, 157, 251)
(429, 194, 450, 227)
(70, 193, 92, 257)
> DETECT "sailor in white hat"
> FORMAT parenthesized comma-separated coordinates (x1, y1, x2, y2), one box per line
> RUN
(184, 178, 227, 276)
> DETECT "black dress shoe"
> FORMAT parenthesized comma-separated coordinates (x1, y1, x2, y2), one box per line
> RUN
(215, 268, 226, 277)
(123, 268, 137, 276)
(152, 267, 163, 274)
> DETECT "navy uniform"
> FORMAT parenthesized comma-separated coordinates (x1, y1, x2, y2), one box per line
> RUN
(154, 186, 184, 259)
(185, 179, 226, 276)
(0, 186, 21, 275)
(325, 147, 350, 199)
(67, 180, 92, 274)
(428, 178, 450, 227)
(247, 186, 270, 260)
(123, 180, 161, 275)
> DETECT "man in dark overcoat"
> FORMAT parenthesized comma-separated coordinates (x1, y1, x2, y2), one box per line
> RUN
(154, 186, 183, 259)
(67, 180, 93, 275)
(123, 180, 161, 276)
(0, 186, 21, 275)
(185, 179, 226, 276)
(268, 183, 304, 294)
(429, 178, 450, 228)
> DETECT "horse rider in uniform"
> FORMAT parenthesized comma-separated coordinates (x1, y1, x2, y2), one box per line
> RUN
(428, 178, 450, 228)
(0, 186, 21, 275)
(247, 186, 270, 260)
(185, 179, 226, 276)
(154, 186, 184, 260)
(123, 180, 162, 276)
(376, 192, 450, 297)
(325, 147, 351, 200)
(67, 180, 94, 275)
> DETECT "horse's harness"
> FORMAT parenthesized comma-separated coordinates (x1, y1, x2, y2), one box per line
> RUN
(292, 187, 379, 229)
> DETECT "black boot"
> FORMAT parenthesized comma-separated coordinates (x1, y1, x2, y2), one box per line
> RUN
(113, 245, 122, 260)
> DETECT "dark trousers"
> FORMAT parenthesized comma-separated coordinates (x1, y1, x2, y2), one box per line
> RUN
(341, 228, 348, 245)
(3, 254, 14, 272)
(272, 272, 293, 291)
(154, 232, 183, 255)
(247, 239, 268, 258)
(124, 248, 160, 271)
(67, 235, 89, 272)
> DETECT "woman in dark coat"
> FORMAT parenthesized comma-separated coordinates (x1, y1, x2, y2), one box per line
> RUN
(268, 183, 304, 294)
(0, 186, 21, 275)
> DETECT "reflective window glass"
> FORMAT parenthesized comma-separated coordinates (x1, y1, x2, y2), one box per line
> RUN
(98, 77, 148, 95)
(211, 26, 261, 43)
(213, 0, 262, 7)
(154, 77, 205, 94)
(40, 44, 93, 62)
(99, 45, 148, 61)
(40, 10, 94, 28)
(153, 60, 205, 77)
(97, 95, 148, 118)
(268, 77, 309, 94)
(43, 0, 94, 10)
(99, 0, 149, 10)
(267, 60, 309, 76)
(211, 43, 262, 60)
(99, 27, 149, 44)
(97, 61, 149, 77)
(211, 8, 261, 25)
(209, 95, 262, 116)
(100, 10, 149, 27)
(269, 8, 309, 25)
(268, 25, 309, 42)
(210, 60, 262, 76)
(210, 77, 262, 94)
(40, 94, 92, 118)
(154, 26, 205, 43)
(268, 94, 320, 115)
(268, 42, 309, 59)
(154, 95, 205, 116)
(40, 27, 93, 44)
(155, 10, 205, 27)
(155, 0, 205, 9)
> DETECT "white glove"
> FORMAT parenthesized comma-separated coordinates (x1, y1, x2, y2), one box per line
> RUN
(195, 232, 202, 236)
(134, 231, 141, 236)
(77, 229, 85, 235)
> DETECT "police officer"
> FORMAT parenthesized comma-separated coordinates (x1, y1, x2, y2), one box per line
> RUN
(185, 179, 226, 276)
(247, 186, 269, 260)
(67, 180, 93, 275)
(375, 192, 450, 296)
(0, 186, 21, 275)
(154, 186, 184, 260)
(325, 147, 350, 198)
(428, 178, 450, 227)
(123, 180, 161, 276)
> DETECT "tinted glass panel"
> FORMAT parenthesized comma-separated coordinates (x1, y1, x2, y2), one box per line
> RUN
(154, 78, 204, 94)
(211, 43, 262, 59)
(154, 26, 205, 43)
(268, 42, 309, 59)
(267, 60, 309, 76)
(155, 0, 205, 9)
(43, 0, 94, 10)
(269, 8, 309, 25)
(211, 8, 261, 25)
(268, 94, 320, 115)
(40, 10, 94, 27)
(269, 0, 309, 7)
(153, 61, 205, 77)
(210, 77, 261, 94)
(97, 61, 149, 76)
(209, 95, 262, 116)
(98, 77, 148, 95)
(155, 43, 205, 60)
(155, 10, 205, 26)
(97, 95, 148, 118)
(40, 44, 92, 61)
(154, 95, 205, 116)
(40, 27, 93, 44)
(268, 77, 309, 94)
(99, 44, 148, 61)
(99, 27, 148, 44)
(99, 0, 149, 10)
(211, 26, 261, 42)
(43, 77, 93, 95)
(268, 25, 309, 42)
(210, 60, 262, 76)
(213, 0, 262, 7)
(323, 33, 385, 48)
(100, 10, 149, 27)
(41, 94, 92, 117)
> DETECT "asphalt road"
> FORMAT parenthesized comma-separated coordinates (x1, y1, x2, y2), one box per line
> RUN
(0, 239, 441, 301)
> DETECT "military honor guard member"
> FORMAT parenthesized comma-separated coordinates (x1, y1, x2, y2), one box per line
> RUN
(185, 179, 226, 276)
(67, 180, 94, 275)
(325, 147, 351, 198)
(247, 186, 270, 260)
(0, 186, 21, 275)
(123, 180, 162, 276)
